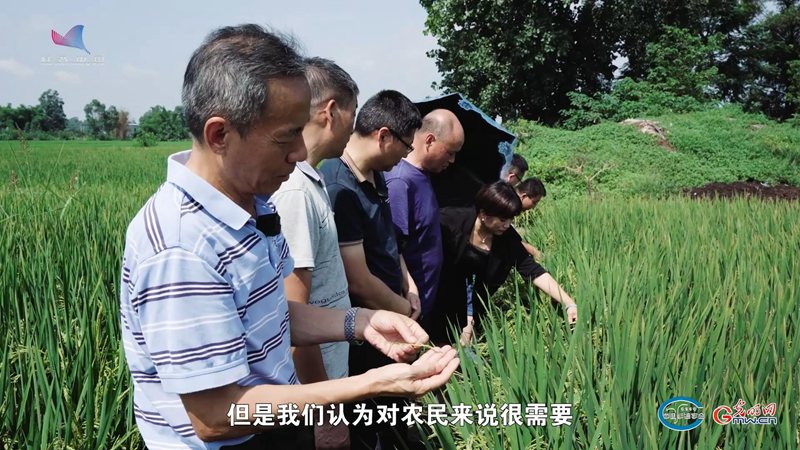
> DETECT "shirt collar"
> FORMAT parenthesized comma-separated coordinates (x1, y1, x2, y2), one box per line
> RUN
(167, 150, 259, 231)
(297, 160, 322, 184)
(399, 158, 428, 177)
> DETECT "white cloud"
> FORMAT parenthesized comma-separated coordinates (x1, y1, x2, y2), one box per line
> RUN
(0, 59, 34, 77)
(123, 64, 159, 78)
(54, 70, 80, 83)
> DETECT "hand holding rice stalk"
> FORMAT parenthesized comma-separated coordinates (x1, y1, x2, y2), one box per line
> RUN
(368, 345, 460, 398)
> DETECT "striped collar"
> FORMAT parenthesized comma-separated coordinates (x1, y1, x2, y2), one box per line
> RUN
(167, 150, 269, 231)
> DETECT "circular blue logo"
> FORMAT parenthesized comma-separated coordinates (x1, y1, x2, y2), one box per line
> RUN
(658, 397, 704, 431)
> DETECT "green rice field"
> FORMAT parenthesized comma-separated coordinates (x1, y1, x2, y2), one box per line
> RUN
(1, 140, 798, 449)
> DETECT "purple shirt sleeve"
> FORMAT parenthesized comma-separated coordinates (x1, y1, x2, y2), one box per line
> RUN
(387, 177, 411, 239)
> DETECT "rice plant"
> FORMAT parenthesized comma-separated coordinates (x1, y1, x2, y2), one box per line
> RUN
(422, 198, 799, 449)
(1, 140, 797, 449)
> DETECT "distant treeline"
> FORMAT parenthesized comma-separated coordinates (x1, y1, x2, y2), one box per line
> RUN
(0, 90, 188, 142)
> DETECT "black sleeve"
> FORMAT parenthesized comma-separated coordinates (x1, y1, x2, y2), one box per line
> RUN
(439, 207, 467, 258)
(508, 226, 547, 280)
(326, 183, 364, 243)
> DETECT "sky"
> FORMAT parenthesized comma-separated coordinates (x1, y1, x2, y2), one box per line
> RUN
(0, 1, 443, 121)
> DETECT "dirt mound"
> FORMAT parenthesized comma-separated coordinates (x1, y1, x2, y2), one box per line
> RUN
(621, 119, 676, 152)
(688, 181, 800, 201)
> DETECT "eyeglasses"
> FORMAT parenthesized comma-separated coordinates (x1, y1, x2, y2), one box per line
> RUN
(388, 129, 414, 154)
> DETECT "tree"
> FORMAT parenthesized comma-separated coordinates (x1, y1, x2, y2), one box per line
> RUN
(420, 0, 619, 124)
(84, 100, 126, 138)
(643, 27, 722, 99)
(65, 117, 85, 134)
(0, 104, 40, 133)
(37, 90, 67, 132)
(738, 2, 800, 120)
(138, 106, 188, 141)
(84, 99, 107, 138)
(420, 0, 764, 124)
(615, 0, 762, 79)
(104, 106, 119, 138)
(562, 28, 718, 129)
(117, 110, 130, 139)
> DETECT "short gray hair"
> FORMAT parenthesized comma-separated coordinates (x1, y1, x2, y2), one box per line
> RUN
(182, 24, 306, 142)
(304, 57, 359, 109)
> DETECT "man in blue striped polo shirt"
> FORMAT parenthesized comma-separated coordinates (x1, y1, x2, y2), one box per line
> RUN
(120, 24, 459, 450)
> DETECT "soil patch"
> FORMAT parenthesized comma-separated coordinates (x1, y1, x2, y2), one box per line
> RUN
(687, 181, 800, 201)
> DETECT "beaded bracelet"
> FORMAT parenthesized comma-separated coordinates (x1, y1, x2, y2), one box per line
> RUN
(344, 307, 359, 342)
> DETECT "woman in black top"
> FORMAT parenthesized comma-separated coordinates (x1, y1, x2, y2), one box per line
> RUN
(425, 181, 578, 344)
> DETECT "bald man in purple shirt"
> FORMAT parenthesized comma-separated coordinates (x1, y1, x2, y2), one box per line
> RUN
(386, 109, 464, 326)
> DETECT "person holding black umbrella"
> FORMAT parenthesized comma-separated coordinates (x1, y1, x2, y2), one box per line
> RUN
(416, 93, 517, 209)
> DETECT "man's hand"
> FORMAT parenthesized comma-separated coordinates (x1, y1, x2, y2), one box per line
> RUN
(400, 256, 420, 320)
(356, 309, 428, 362)
(406, 290, 421, 320)
(368, 346, 459, 398)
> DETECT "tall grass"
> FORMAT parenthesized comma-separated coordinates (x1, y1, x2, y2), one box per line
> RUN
(424, 198, 799, 449)
(0, 140, 176, 448)
(1, 140, 797, 448)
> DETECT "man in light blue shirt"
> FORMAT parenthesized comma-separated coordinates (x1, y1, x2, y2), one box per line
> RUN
(120, 24, 458, 450)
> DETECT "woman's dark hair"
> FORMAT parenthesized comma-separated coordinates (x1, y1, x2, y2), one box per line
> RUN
(474, 181, 522, 219)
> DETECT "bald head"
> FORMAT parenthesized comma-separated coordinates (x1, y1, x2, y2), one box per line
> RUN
(421, 109, 464, 140)
(410, 109, 465, 173)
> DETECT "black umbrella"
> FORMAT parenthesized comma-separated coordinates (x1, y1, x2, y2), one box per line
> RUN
(415, 93, 517, 207)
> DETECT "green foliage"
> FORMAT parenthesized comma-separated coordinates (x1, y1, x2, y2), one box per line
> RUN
(0, 140, 188, 449)
(1, 140, 797, 448)
(65, 116, 85, 134)
(0, 104, 38, 132)
(789, 59, 800, 105)
(642, 27, 721, 99)
(419, 0, 618, 124)
(0, 140, 186, 187)
(36, 90, 67, 132)
(84, 99, 113, 139)
(511, 106, 800, 198)
(419, 1, 766, 124)
(83, 100, 123, 140)
(135, 131, 158, 147)
(736, 4, 800, 120)
(137, 106, 188, 141)
(423, 197, 799, 449)
(562, 27, 721, 129)
(562, 79, 707, 130)
(615, 0, 762, 80)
